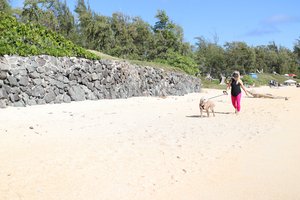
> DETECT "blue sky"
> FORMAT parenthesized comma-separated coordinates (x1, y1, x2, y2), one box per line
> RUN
(11, 0, 300, 49)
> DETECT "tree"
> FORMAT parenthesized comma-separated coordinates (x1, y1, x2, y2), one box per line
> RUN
(130, 17, 153, 60)
(294, 37, 300, 59)
(109, 12, 135, 58)
(88, 14, 113, 52)
(224, 42, 256, 74)
(74, 0, 93, 48)
(151, 10, 182, 59)
(57, 0, 75, 37)
(254, 46, 268, 73)
(194, 37, 226, 77)
(0, 0, 11, 13)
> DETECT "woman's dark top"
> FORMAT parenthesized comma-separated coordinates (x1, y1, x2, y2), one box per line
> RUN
(231, 78, 241, 96)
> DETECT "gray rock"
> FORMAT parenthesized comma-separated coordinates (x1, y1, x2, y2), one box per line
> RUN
(54, 94, 64, 104)
(0, 58, 10, 71)
(36, 99, 46, 105)
(44, 91, 56, 103)
(36, 66, 46, 73)
(7, 76, 18, 87)
(63, 94, 71, 103)
(26, 64, 36, 73)
(94, 81, 102, 90)
(0, 88, 8, 99)
(19, 93, 29, 104)
(6, 57, 19, 65)
(0, 100, 7, 108)
(52, 80, 65, 89)
(91, 73, 99, 81)
(93, 90, 104, 99)
(2, 85, 12, 94)
(53, 87, 60, 96)
(13, 101, 25, 107)
(36, 58, 46, 66)
(31, 85, 45, 98)
(0, 71, 7, 80)
(28, 99, 37, 106)
(29, 71, 40, 79)
(33, 79, 43, 85)
(67, 85, 85, 101)
(68, 74, 77, 81)
(18, 77, 29, 86)
(18, 69, 27, 76)
(86, 82, 95, 91)
(8, 93, 20, 102)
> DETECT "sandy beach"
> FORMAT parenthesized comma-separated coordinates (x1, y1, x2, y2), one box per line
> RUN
(0, 86, 300, 200)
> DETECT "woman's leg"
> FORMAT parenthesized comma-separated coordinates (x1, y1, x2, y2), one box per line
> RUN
(236, 93, 242, 112)
(231, 95, 237, 110)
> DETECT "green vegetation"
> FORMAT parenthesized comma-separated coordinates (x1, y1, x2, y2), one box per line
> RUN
(202, 73, 299, 89)
(0, 11, 98, 59)
(1, 0, 300, 77)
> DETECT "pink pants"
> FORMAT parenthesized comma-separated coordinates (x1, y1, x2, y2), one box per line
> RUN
(231, 93, 242, 112)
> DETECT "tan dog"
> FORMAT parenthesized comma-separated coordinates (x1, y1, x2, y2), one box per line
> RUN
(199, 97, 215, 117)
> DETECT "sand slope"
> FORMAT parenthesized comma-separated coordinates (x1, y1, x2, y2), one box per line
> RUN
(0, 86, 299, 200)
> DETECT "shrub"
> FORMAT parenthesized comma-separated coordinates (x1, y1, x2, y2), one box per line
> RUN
(154, 50, 199, 75)
(0, 11, 99, 59)
(242, 75, 255, 85)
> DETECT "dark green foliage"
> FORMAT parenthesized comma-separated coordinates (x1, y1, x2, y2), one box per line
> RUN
(194, 37, 226, 77)
(195, 38, 300, 78)
(0, 11, 99, 59)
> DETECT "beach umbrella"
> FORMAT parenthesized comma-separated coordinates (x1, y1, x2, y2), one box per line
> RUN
(288, 74, 297, 77)
(284, 79, 296, 84)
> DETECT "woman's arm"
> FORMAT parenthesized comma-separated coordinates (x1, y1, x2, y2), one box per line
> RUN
(226, 79, 232, 91)
(239, 80, 249, 96)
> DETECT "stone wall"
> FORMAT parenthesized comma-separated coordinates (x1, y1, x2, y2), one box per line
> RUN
(0, 55, 200, 108)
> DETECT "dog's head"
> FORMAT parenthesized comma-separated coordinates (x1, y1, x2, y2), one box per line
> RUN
(200, 97, 208, 107)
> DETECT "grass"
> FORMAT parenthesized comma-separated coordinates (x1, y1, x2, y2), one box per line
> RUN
(201, 78, 227, 90)
(88, 49, 187, 74)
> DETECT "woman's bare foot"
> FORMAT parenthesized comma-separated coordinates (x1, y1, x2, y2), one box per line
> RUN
(235, 109, 239, 115)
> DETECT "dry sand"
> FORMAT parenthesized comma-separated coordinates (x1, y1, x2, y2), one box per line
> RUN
(0, 86, 299, 200)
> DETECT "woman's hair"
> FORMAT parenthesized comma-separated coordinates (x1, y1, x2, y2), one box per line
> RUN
(232, 71, 240, 79)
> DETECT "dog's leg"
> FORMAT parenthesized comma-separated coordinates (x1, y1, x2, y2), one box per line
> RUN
(199, 106, 203, 117)
(206, 109, 210, 117)
(212, 108, 215, 117)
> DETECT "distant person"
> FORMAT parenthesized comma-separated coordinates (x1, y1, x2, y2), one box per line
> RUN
(226, 71, 249, 114)
(247, 90, 288, 100)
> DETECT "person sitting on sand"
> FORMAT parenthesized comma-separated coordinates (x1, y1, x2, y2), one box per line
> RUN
(226, 71, 249, 114)
(247, 90, 289, 100)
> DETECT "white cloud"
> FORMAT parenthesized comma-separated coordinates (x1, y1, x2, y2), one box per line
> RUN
(264, 14, 300, 25)
(245, 25, 280, 37)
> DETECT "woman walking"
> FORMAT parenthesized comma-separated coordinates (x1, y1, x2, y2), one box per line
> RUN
(226, 71, 249, 114)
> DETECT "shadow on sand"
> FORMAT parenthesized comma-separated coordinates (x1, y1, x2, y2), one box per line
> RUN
(186, 112, 233, 118)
